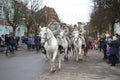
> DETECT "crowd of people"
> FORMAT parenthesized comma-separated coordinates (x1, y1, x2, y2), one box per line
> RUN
(86, 33, 120, 66)
(97, 33, 120, 66)
(0, 34, 20, 56)
(0, 33, 42, 56)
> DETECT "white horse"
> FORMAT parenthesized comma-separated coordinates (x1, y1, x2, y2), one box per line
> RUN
(72, 31, 83, 61)
(57, 30, 69, 61)
(39, 27, 61, 72)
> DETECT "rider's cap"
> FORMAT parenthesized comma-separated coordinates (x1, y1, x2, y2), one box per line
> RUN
(77, 22, 82, 24)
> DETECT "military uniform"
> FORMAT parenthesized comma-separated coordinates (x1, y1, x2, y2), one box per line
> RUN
(77, 22, 86, 47)
(47, 21, 60, 37)
(60, 24, 71, 47)
(73, 24, 78, 31)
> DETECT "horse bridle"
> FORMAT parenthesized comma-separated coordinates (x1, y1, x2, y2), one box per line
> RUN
(42, 32, 52, 44)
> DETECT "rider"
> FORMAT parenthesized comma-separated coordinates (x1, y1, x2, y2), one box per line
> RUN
(47, 18, 64, 53)
(77, 22, 82, 33)
(60, 23, 69, 36)
(77, 22, 86, 48)
(47, 18, 60, 37)
(60, 23, 71, 47)
(73, 24, 78, 31)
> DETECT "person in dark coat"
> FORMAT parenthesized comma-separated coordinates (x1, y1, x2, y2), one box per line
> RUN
(114, 33, 120, 63)
(109, 36, 120, 66)
(99, 35, 106, 51)
(15, 36, 20, 46)
(5, 34, 14, 56)
(27, 37, 32, 50)
(34, 33, 41, 52)
(100, 35, 107, 60)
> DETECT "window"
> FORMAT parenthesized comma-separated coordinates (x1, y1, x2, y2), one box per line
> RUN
(0, 3, 2, 6)
(0, 5, 2, 11)
(0, 12, 2, 16)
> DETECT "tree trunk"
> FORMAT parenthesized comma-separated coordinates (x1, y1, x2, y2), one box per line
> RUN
(12, 26, 16, 36)
(27, 26, 30, 36)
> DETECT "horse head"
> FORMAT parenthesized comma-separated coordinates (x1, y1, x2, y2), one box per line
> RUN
(72, 31, 80, 38)
(39, 27, 53, 44)
(57, 30, 65, 39)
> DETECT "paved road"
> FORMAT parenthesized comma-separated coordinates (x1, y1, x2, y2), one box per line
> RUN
(0, 49, 120, 80)
(0, 50, 49, 80)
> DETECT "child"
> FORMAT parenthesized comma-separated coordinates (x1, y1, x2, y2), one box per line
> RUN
(106, 44, 111, 63)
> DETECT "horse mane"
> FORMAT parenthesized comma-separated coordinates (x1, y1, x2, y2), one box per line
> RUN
(60, 30, 64, 35)
(46, 27, 54, 36)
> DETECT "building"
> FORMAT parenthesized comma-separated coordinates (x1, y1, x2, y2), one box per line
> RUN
(0, 0, 26, 37)
(115, 22, 120, 35)
(0, 0, 13, 36)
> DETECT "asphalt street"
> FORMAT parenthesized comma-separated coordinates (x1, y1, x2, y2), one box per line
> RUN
(0, 49, 120, 80)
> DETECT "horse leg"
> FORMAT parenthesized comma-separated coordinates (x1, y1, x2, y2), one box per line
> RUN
(64, 48, 68, 61)
(83, 48, 85, 56)
(50, 60, 56, 73)
(79, 47, 83, 60)
(84, 47, 88, 56)
(71, 44, 75, 57)
(45, 52, 49, 61)
(50, 51, 58, 72)
(45, 52, 55, 72)
(57, 51, 61, 70)
(75, 48, 79, 62)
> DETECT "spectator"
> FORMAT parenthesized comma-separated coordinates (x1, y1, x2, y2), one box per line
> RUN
(31, 36, 35, 50)
(34, 33, 41, 52)
(94, 38, 99, 50)
(27, 36, 32, 50)
(5, 34, 14, 56)
(109, 36, 120, 66)
(0, 34, 5, 47)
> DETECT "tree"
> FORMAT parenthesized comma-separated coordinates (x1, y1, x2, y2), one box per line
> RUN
(22, 0, 43, 35)
(90, 0, 120, 35)
(89, 0, 107, 34)
(4, 0, 24, 35)
(104, 0, 120, 34)
(36, 6, 60, 27)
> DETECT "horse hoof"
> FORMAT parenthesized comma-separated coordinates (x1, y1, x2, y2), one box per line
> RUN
(84, 54, 87, 56)
(65, 58, 68, 61)
(64, 56, 68, 61)
(51, 70, 56, 73)
(75, 59, 79, 62)
(58, 68, 61, 71)
(79, 59, 83, 61)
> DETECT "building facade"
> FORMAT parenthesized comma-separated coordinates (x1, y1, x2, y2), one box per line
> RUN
(115, 22, 120, 35)
(0, 0, 13, 36)
(0, 0, 26, 37)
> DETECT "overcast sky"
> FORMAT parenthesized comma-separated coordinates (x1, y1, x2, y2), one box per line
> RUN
(43, 0, 93, 25)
